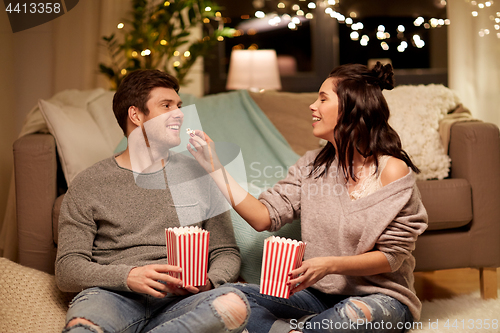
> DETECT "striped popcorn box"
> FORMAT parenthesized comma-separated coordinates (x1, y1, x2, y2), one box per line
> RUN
(259, 236, 306, 299)
(165, 226, 210, 287)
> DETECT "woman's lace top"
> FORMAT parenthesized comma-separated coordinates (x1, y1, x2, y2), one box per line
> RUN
(349, 155, 392, 201)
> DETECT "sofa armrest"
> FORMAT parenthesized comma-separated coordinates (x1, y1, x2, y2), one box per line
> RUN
(13, 133, 58, 274)
(448, 121, 500, 267)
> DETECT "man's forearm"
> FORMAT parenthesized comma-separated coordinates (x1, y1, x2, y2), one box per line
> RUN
(207, 247, 241, 287)
(56, 256, 134, 292)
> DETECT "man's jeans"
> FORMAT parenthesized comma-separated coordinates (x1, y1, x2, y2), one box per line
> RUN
(231, 283, 414, 333)
(63, 286, 249, 333)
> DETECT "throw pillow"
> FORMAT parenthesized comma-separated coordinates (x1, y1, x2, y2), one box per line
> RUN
(384, 84, 460, 180)
(38, 89, 123, 185)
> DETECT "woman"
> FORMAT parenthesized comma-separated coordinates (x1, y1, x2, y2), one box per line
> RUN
(188, 62, 428, 333)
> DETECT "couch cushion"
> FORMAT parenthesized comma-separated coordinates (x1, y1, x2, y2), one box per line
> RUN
(249, 91, 319, 156)
(417, 179, 472, 230)
(52, 195, 65, 245)
(38, 89, 123, 185)
(384, 84, 461, 180)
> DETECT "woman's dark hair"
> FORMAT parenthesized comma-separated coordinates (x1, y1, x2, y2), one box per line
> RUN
(112, 69, 180, 135)
(310, 62, 419, 180)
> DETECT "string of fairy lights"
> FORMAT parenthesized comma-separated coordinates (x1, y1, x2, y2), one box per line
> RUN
(245, 0, 500, 52)
(470, 0, 500, 37)
(245, 0, 445, 52)
(115, 0, 500, 63)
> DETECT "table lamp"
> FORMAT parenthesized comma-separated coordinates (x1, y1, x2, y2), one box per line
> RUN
(226, 49, 282, 92)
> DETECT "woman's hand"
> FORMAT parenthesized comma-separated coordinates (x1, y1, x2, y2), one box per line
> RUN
(186, 130, 222, 173)
(187, 129, 272, 230)
(287, 252, 392, 295)
(288, 257, 333, 295)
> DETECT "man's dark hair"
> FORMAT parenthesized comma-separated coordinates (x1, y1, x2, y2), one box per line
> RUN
(112, 69, 180, 135)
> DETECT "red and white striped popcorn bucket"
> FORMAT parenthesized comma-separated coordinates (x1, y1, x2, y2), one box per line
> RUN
(259, 236, 306, 299)
(165, 226, 210, 287)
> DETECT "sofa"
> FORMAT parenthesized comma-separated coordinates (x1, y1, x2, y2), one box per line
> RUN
(6, 87, 500, 330)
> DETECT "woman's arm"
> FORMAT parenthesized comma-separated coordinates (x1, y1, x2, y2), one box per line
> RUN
(187, 130, 272, 231)
(288, 251, 391, 294)
(232, 193, 273, 232)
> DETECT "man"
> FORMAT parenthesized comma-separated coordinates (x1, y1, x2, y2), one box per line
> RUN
(55, 69, 248, 333)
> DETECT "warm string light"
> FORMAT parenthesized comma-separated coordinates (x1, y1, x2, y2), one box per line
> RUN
(244, 0, 452, 51)
(114, 0, 499, 75)
(469, 0, 500, 38)
(330, 3, 449, 51)
(125, 44, 201, 68)
(114, 4, 229, 71)
(253, 0, 320, 30)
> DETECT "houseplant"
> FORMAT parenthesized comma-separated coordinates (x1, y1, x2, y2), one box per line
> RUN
(99, 0, 234, 89)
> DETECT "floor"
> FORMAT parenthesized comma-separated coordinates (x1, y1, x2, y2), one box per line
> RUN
(414, 267, 500, 301)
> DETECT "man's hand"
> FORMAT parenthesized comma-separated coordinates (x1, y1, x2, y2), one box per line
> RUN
(183, 278, 213, 294)
(127, 265, 213, 298)
(127, 264, 187, 298)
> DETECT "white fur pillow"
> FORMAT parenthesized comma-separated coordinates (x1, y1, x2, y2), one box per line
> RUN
(384, 84, 461, 180)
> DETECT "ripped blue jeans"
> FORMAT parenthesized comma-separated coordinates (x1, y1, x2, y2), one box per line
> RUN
(231, 283, 413, 333)
(63, 286, 249, 333)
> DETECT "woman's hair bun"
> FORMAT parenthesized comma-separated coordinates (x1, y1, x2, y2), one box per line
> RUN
(371, 61, 394, 91)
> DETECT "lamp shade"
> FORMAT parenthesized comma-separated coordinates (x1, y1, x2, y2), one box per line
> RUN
(226, 49, 282, 91)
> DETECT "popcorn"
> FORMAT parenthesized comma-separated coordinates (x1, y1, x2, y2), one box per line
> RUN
(186, 128, 196, 136)
(260, 236, 306, 299)
(165, 226, 210, 287)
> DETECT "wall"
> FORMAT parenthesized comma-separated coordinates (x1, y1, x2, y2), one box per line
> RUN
(0, 15, 16, 226)
(430, 26, 448, 70)
(448, 1, 500, 129)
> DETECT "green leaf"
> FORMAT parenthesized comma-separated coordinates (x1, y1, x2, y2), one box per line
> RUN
(176, 31, 190, 39)
(102, 33, 115, 42)
(216, 27, 236, 37)
(99, 64, 116, 78)
(187, 7, 196, 24)
(176, 40, 189, 47)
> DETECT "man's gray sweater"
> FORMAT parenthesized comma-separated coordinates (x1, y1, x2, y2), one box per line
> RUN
(55, 153, 241, 293)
